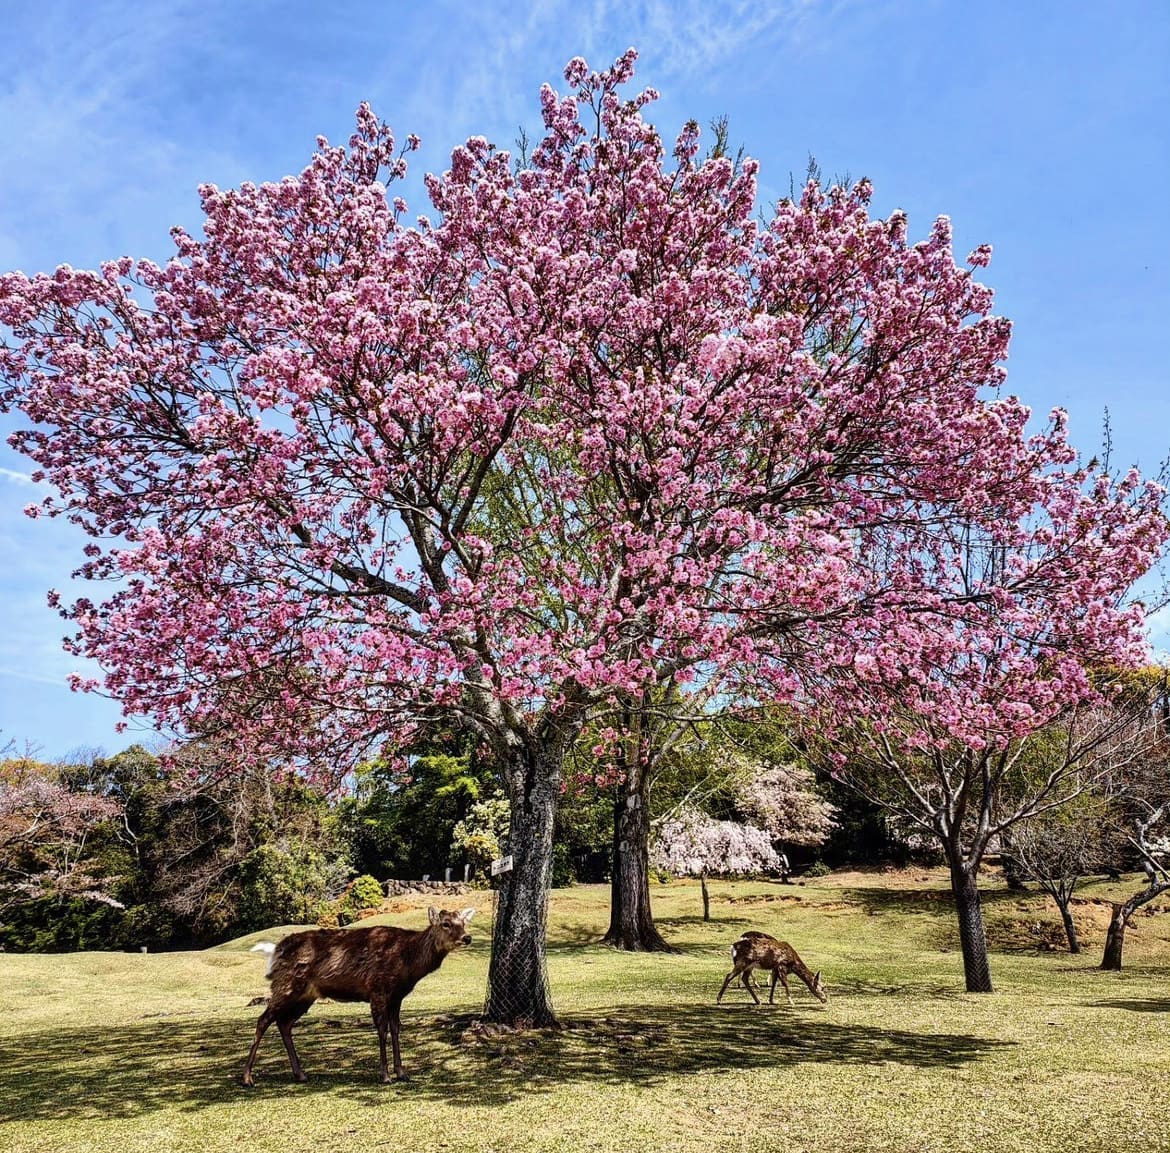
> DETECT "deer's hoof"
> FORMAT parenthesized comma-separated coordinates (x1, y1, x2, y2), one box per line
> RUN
(293, 1073, 308, 1084)
(241, 1077, 255, 1089)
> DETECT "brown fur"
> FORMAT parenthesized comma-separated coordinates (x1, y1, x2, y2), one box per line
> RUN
(716, 930, 829, 1006)
(242, 906, 475, 1086)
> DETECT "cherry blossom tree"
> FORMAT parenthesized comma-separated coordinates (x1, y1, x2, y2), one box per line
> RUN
(2, 51, 1164, 1021)
(0, 755, 123, 918)
(802, 622, 1167, 991)
(650, 805, 780, 920)
(595, 702, 835, 951)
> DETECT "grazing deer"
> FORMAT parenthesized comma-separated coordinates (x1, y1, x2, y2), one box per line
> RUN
(717, 930, 829, 1006)
(242, 906, 475, 1086)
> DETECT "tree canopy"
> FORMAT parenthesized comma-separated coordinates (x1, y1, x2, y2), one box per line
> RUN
(2, 50, 1164, 1014)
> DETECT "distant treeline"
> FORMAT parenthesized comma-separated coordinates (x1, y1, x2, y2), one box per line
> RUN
(0, 728, 912, 953)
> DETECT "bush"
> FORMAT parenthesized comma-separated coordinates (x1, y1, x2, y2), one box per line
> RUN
(452, 798, 510, 875)
(802, 860, 832, 878)
(236, 841, 349, 929)
(0, 897, 128, 953)
(552, 843, 575, 888)
(336, 874, 386, 925)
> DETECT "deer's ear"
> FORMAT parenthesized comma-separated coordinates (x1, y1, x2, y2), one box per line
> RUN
(428, 906, 440, 925)
(460, 907, 477, 923)
(813, 971, 822, 983)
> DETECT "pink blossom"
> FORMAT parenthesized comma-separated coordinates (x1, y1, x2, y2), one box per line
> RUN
(0, 48, 1162, 786)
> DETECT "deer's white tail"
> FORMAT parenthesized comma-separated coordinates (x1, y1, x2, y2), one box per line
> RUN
(250, 941, 277, 977)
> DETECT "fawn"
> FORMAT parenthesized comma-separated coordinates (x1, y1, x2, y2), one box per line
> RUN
(717, 930, 829, 1005)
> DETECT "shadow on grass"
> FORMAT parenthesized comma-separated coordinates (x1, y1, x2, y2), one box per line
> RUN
(653, 914, 754, 929)
(1088, 998, 1170, 1013)
(848, 887, 1026, 918)
(0, 1000, 1014, 1122)
(542, 913, 758, 952)
(825, 977, 970, 1001)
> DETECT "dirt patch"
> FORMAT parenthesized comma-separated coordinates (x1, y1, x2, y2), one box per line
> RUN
(986, 903, 1112, 953)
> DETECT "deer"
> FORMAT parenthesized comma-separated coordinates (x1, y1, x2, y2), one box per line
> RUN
(717, 930, 829, 1006)
(242, 906, 476, 1086)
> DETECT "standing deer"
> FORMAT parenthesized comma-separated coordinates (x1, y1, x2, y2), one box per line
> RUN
(717, 930, 829, 1006)
(242, 906, 475, 1086)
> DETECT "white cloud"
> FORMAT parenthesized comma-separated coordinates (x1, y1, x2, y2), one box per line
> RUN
(381, 0, 843, 170)
(580, 0, 831, 77)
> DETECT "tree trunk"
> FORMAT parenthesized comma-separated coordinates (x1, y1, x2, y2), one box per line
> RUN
(700, 870, 710, 922)
(603, 785, 678, 952)
(1056, 899, 1081, 954)
(483, 746, 560, 1026)
(998, 829, 1027, 891)
(1101, 902, 1127, 970)
(948, 859, 993, 993)
(1100, 881, 1169, 970)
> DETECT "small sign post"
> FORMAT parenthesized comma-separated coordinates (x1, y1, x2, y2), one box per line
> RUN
(490, 854, 514, 877)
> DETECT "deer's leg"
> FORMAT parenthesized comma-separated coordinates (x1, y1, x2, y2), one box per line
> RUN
(388, 996, 407, 1081)
(740, 970, 761, 1004)
(276, 1000, 312, 1082)
(370, 995, 392, 1084)
(717, 968, 740, 1003)
(769, 969, 779, 1004)
(778, 969, 794, 1006)
(242, 1005, 276, 1087)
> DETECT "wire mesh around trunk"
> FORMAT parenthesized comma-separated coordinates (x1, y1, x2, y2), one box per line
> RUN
(481, 883, 553, 1025)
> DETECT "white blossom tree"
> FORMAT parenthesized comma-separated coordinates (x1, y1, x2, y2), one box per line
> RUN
(650, 805, 781, 920)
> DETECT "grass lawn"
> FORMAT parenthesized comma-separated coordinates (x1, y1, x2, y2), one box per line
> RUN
(3, 869, 1168, 1153)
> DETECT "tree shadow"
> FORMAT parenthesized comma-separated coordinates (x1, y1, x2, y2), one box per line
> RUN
(1087, 998, 1170, 1013)
(825, 977, 969, 1001)
(653, 914, 754, 928)
(544, 923, 608, 948)
(847, 887, 1025, 918)
(0, 1000, 1014, 1122)
(541, 913, 756, 952)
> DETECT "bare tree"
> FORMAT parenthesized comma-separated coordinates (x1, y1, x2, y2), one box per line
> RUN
(1005, 794, 1109, 952)
(1100, 771, 1170, 970)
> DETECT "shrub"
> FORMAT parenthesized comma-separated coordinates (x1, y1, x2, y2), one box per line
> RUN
(236, 841, 350, 929)
(552, 843, 575, 888)
(336, 874, 385, 925)
(0, 896, 127, 953)
(452, 798, 510, 875)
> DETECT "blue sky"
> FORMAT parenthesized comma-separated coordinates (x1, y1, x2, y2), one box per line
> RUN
(2, 0, 1168, 759)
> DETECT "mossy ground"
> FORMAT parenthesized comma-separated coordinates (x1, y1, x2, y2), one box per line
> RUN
(3, 870, 1168, 1152)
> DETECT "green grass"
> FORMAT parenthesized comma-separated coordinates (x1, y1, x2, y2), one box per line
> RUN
(3, 871, 1169, 1153)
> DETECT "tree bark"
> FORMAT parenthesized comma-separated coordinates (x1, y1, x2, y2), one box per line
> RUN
(701, 869, 711, 922)
(603, 785, 678, 952)
(1100, 881, 1170, 970)
(948, 858, 993, 993)
(998, 829, 1028, 891)
(483, 745, 561, 1026)
(1101, 902, 1127, 970)
(1057, 899, 1081, 954)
